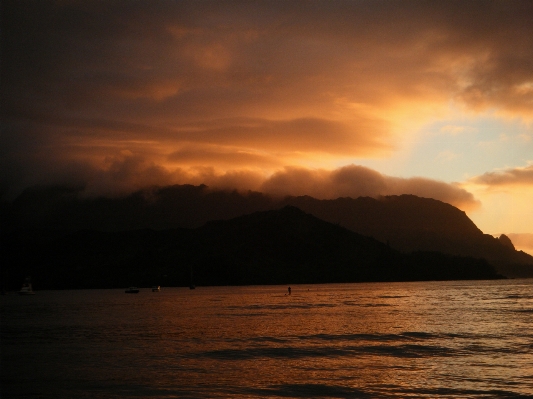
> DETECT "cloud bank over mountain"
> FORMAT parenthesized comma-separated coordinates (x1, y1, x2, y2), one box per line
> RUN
(260, 165, 478, 209)
(1, 153, 478, 211)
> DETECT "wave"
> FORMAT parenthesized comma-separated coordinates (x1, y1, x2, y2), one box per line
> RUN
(228, 303, 337, 311)
(342, 301, 393, 307)
(240, 383, 372, 398)
(239, 384, 531, 398)
(235, 383, 531, 399)
(192, 342, 457, 360)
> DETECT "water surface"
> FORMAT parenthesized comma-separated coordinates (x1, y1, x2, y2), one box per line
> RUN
(2, 280, 532, 398)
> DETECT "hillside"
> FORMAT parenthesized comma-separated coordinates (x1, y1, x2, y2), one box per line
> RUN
(282, 195, 533, 277)
(1, 184, 532, 278)
(0, 206, 501, 290)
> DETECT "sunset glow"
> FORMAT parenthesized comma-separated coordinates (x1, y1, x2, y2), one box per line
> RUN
(1, 1, 532, 249)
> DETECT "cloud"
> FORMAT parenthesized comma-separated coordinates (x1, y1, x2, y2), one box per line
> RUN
(5, 1, 533, 119)
(2, 1, 533, 199)
(97, 162, 480, 210)
(78, 158, 480, 210)
(1, 142, 480, 214)
(167, 144, 281, 168)
(170, 117, 392, 155)
(470, 164, 533, 186)
(82, 152, 180, 197)
(260, 164, 479, 210)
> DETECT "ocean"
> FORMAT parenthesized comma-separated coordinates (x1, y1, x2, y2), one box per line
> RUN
(1, 280, 532, 398)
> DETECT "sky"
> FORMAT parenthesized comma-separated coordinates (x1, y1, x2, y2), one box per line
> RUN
(1, 0, 533, 253)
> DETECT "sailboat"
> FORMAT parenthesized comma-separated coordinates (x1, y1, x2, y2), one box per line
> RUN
(18, 277, 35, 295)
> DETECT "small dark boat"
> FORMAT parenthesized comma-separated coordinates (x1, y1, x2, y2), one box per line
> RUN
(125, 287, 140, 293)
(152, 286, 160, 292)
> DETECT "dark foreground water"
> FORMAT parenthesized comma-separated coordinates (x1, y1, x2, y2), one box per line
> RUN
(1, 280, 532, 398)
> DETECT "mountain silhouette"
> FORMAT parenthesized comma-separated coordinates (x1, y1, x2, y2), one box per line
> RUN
(1, 184, 532, 278)
(0, 206, 502, 289)
(281, 195, 533, 277)
(192, 205, 396, 285)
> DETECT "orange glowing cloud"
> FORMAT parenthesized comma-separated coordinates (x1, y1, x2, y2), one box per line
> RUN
(470, 164, 533, 187)
(167, 117, 392, 157)
(260, 165, 479, 210)
(51, 154, 480, 212)
(1, 1, 533, 200)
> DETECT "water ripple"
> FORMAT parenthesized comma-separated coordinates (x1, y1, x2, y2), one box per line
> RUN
(194, 343, 457, 360)
(242, 383, 372, 398)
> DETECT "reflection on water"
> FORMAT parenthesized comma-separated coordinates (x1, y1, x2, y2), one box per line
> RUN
(1, 280, 533, 398)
